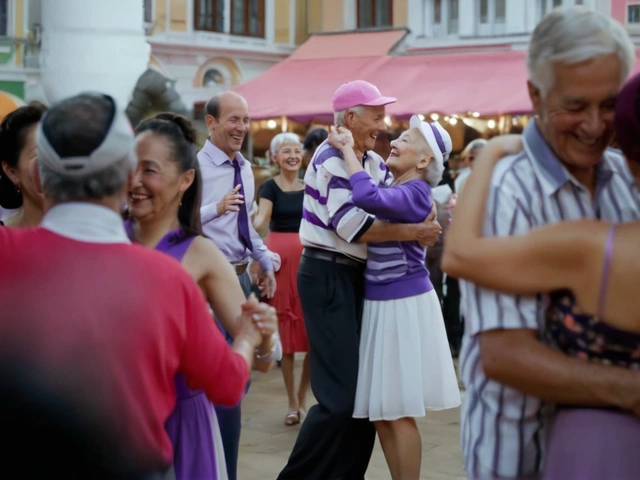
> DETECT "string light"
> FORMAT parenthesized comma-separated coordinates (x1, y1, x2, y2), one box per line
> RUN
(430, 113, 440, 121)
(267, 119, 277, 129)
(487, 119, 496, 129)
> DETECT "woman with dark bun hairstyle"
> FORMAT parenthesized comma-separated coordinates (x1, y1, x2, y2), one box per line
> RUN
(127, 113, 281, 480)
(0, 102, 47, 227)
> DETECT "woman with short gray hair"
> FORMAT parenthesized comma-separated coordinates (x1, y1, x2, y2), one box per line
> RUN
(254, 132, 311, 426)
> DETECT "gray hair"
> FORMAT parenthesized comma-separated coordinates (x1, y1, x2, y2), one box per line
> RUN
(527, 6, 635, 97)
(39, 156, 132, 202)
(270, 132, 302, 156)
(334, 105, 365, 127)
(413, 129, 444, 187)
(425, 159, 444, 188)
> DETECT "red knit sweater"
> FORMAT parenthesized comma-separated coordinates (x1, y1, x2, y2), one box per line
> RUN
(0, 227, 249, 470)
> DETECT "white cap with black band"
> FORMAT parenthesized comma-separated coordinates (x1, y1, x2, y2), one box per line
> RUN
(36, 94, 137, 177)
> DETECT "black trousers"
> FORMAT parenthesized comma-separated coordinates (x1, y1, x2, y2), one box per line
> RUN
(444, 275, 463, 352)
(277, 255, 376, 480)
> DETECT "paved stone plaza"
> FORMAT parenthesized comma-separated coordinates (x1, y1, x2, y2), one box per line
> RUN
(238, 355, 466, 479)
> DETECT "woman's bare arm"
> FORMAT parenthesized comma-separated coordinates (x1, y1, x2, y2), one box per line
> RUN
(442, 135, 603, 299)
(184, 237, 277, 372)
(253, 197, 273, 232)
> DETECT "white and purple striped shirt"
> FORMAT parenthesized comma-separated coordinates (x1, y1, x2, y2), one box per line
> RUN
(299, 140, 390, 260)
(459, 121, 640, 478)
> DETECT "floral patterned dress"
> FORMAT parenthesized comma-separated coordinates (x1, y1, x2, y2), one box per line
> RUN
(541, 226, 640, 480)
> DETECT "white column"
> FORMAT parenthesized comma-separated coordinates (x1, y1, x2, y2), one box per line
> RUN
(524, 0, 540, 32)
(343, 0, 356, 30)
(506, 0, 527, 34)
(459, 0, 476, 36)
(407, 0, 425, 38)
(40, 0, 150, 108)
(289, 0, 296, 45)
(265, 0, 275, 43)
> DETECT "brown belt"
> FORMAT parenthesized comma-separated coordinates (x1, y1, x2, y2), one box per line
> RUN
(232, 260, 249, 276)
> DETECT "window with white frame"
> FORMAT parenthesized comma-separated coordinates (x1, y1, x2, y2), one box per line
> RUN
(432, 0, 458, 37)
(0, 0, 8, 37)
(195, 0, 225, 33)
(629, 4, 640, 25)
(477, 0, 506, 36)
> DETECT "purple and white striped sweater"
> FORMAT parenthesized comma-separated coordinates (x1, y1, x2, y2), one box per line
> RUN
(299, 140, 390, 261)
(349, 171, 433, 301)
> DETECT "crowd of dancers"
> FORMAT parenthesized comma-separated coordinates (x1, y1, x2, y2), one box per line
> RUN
(2, 4, 640, 480)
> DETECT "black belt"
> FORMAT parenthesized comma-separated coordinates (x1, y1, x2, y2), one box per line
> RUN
(302, 247, 364, 269)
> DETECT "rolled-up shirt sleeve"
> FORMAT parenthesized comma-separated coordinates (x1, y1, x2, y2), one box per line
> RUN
(249, 226, 274, 271)
(200, 203, 220, 225)
(461, 170, 539, 337)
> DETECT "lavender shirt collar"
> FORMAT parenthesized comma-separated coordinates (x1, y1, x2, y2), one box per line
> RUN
(201, 139, 248, 167)
(523, 121, 614, 196)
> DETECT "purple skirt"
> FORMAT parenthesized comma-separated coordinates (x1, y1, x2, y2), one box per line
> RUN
(165, 374, 225, 480)
(543, 407, 640, 480)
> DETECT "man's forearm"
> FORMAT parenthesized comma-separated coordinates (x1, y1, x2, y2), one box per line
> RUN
(481, 330, 638, 410)
(356, 219, 417, 243)
(201, 203, 220, 224)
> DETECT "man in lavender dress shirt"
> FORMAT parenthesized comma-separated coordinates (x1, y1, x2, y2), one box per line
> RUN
(198, 91, 277, 299)
(197, 91, 278, 480)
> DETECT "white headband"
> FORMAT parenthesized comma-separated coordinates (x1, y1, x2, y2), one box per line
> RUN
(409, 115, 453, 165)
(37, 95, 136, 177)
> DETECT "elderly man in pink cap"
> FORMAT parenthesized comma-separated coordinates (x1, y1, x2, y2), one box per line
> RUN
(277, 80, 442, 480)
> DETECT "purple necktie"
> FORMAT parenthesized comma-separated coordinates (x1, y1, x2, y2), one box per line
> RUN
(231, 159, 253, 252)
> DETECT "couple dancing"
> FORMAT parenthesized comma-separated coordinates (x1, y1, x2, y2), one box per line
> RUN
(277, 80, 460, 480)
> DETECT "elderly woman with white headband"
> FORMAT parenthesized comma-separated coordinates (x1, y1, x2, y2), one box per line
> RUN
(254, 133, 310, 426)
(328, 117, 461, 480)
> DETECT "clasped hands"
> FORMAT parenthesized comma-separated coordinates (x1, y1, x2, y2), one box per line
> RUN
(236, 294, 278, 349)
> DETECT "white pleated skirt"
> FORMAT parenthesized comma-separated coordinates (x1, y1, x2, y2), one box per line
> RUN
(353, 289, 461, 421)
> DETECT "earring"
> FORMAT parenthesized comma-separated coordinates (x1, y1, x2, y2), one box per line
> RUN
(15, 183, 21, 194)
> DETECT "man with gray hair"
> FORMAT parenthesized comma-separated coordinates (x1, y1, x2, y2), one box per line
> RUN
(0, 92, 275, 478)
(457, 7, 640, 479)
(278, 80, 443, 480)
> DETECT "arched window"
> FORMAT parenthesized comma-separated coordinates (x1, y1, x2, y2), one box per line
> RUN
(203, 68, 225, 87)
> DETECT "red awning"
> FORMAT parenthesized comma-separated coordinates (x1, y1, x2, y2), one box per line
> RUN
(381, 51, 531, 117)
(234, 56, 389, 121)
(234, 31, 640, 121)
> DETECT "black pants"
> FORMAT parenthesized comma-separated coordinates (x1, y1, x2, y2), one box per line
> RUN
(444, 275, 463, 352)
(278, 255, 376, 480)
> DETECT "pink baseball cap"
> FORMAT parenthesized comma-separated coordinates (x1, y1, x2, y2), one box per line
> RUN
(332, 80, 397, 111)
